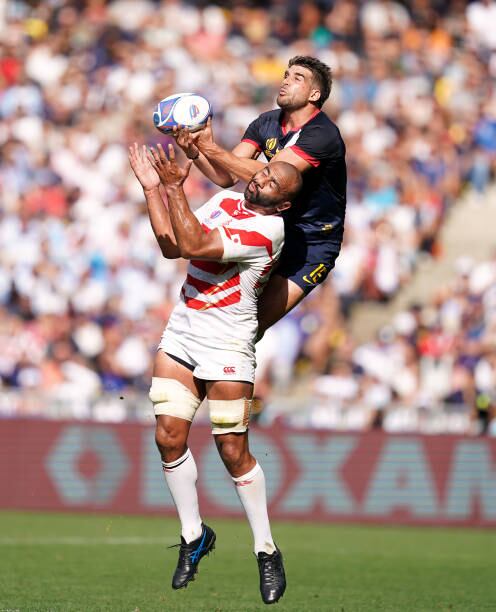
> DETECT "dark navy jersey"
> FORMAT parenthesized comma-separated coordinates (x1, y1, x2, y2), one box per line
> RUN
(242, 108, 347, 248)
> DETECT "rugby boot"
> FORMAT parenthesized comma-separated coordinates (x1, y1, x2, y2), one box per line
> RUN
(256, 546, 286, 604)
(170, 523, 216, 589)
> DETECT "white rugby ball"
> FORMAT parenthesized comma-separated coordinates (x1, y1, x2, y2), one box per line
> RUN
(153, 93, 211, 134)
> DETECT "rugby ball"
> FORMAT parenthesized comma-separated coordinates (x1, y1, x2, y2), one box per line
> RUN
(153, 93, 211, 134)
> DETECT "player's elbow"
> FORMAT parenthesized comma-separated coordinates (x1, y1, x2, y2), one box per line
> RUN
(158, 239, 180, 259)
(177, 245, 195, 260)
(178, 243, 211, 260)
(162, 249, 180, 260)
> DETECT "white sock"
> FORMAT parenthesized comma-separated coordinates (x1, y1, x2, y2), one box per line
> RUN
(232, 462, 276, 555)
(162, 448, 203, 544)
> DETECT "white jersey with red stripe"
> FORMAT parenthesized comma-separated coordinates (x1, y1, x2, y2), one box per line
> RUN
(165, 190, 284, 353)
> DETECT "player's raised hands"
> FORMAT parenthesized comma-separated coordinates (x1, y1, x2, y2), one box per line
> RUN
(128, 142, 161, 192)
(195, 117, 214, 151)
(172, 125, 200, 160)
(149, 143, 193, 189)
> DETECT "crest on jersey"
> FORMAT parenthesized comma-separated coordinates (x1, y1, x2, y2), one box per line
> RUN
(265, 138, 277, 150)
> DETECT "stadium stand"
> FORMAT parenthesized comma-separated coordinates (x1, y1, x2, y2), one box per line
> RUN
(1, 0, 495, 432)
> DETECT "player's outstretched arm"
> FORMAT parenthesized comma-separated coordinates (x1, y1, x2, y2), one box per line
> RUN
(150, 144, 224, 261)
(128, 143, 180, 259)
(173, 124, 236, 189)
(194, 118, 266, 183)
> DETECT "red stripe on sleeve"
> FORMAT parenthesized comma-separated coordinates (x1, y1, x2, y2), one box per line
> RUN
(290, 145, 320, 167)
(241, 139, 262, 152)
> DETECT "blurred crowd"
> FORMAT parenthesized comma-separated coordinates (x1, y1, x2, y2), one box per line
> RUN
(260, 251, 496, 435)
(1, 0, 496, 430)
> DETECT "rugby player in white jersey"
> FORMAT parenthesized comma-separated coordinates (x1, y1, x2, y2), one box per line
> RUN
(128, 142, 301, 604)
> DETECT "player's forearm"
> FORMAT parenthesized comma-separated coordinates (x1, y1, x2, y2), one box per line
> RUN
(200, 142, 265, 182)
(164, 185, 207, 259)
(143, 186, 179, 259)
(193, 152, 237, 188)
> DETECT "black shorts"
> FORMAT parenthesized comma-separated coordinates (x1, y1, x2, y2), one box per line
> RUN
(276, 231, 340, 294)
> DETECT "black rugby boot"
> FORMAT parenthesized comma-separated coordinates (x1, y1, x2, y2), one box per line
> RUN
(171, 523, 216, 589)
(256, 546, 286, 604)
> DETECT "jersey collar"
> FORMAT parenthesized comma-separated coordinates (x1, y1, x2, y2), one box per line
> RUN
(281, 107, 321, 136)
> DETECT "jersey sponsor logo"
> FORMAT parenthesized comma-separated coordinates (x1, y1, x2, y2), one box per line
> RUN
(210, 209, 222, 219)
(303, 263, 328, 285)
(223, 366, 236, 374)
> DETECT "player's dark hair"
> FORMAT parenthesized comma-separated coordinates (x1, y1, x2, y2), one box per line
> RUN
(288, 56, 332, 108)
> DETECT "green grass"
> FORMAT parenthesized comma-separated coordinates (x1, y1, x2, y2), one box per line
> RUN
(0, 512, 495, 611)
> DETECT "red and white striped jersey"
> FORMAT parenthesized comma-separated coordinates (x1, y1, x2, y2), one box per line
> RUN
(165, 190, 284, 351)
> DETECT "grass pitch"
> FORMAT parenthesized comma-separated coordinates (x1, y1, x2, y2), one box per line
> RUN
(0, 511, 495, 611)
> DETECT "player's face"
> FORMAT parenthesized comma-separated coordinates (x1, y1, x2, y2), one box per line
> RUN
(244, 165, 291, 213)
(277, 65, 320, 110)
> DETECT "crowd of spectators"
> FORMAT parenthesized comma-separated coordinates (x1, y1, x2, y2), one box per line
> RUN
(1, 0, 496, 429)
(261, 251, 496, 435)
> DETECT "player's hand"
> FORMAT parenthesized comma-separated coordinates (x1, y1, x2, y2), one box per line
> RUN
(172, 125, 200, 160)
(128, 142, 160, 192)
(149, 143, 193, 188)
(195, 117, 214, 152)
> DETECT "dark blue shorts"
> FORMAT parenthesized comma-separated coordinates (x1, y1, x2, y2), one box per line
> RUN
(276, 232, 340, 294)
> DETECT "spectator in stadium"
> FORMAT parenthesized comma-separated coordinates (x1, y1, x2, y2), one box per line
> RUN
(129, 141, 302, 603)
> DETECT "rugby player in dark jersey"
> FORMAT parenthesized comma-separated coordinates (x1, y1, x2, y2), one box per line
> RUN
(173, 55, 347, 335)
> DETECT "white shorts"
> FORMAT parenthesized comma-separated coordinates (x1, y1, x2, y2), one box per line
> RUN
(158, 329, 256, 384)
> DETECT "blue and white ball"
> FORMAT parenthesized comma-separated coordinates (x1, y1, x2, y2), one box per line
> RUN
(153, 93, 211, 134)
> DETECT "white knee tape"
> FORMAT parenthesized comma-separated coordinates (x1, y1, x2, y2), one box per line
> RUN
(209, 398, 252, 435)
(149, 377, 201, 421)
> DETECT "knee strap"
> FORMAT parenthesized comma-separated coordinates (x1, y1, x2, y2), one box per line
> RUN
(149, 377, 201, 421)
(209, 398, 252, 435)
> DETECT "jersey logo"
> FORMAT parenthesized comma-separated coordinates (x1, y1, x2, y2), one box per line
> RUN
(234, 479, 254, 487)
(321, 223, 334, 233)
(266, 138, 277, 151)
(223, 366, 236, 374)
(303, 263, 328, 285)
(210, 209, 222, 219)
(264, 138, 280, 159)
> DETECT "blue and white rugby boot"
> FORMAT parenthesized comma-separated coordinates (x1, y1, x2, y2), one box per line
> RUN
(171, 523, 216, 589)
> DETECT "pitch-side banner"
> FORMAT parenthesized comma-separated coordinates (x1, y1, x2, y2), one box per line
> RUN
(1, 419, 495, 527)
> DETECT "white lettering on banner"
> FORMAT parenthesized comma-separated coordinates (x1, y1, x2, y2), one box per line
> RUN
(444, 441, 496, 519)
(279, 435, 357, 514)
(45, 426, 128, 505)
(363, 439, 438, 517)
(202, 430, 283, 510)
